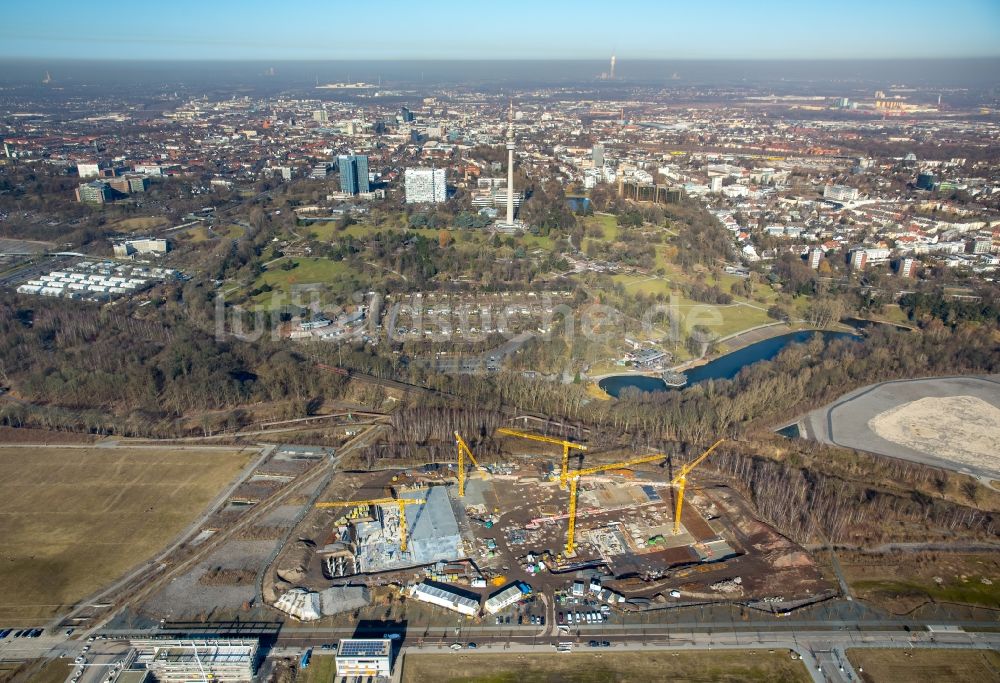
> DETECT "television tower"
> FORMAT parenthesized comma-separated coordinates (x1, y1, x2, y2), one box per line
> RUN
(505, 100, 516, 225)
(609, 54, 616, 80)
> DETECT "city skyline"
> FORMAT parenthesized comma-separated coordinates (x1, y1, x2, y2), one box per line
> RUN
(4, 0, 1000, 61)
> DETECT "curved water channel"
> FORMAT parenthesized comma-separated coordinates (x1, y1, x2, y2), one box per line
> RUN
(599, 330, 857, 398)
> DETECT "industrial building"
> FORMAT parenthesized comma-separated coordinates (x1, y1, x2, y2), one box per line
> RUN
(335, 639, 392, 680)
(408, 581, 480, 616)
(130, 638, 258, 682)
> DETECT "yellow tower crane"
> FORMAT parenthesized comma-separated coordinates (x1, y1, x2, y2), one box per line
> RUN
(454, 431, 489, 497)
(496, 427, 587, 490)
(670, 439, 724, 536)
(315, 496, 426, 552)
(564, 452, 670, 555)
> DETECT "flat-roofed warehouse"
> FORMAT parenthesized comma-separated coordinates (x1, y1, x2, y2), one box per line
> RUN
(408, 580, 480, 616)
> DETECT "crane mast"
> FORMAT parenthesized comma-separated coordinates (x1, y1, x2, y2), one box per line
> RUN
(315, 496, 426, 552)
(496, 427, 587, 490)
(670, 439, 724, 535)
(564, 452, 669, 555)
(454, 431, 487, 497)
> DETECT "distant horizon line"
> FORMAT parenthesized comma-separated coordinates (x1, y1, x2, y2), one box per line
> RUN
(2, 56, 999, 63)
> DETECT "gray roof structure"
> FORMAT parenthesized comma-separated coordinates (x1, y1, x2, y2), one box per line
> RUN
(319, 585, 370, 616)
(402, 486, 463, 565)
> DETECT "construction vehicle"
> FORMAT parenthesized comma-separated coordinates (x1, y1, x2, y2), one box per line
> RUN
(564, 452, 670, 555)
(670, 439, 724, 535)
(454, 431, 489, 497)
(315, 496, 426, 552)
(496, 427, 587, 490)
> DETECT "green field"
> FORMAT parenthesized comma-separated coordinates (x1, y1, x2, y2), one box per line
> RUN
(305, 222, 376, 241)
(401, 651, 811, 683)
(297, 654, 337, 683)
(851, 578, 1000, 609)
(586, 213, 619, 241)
(609, 275, 772, 338)
(248, 257, 357, 307)
(840, 552, 1000, 612)
(517, 233, 556, 251)
(186, 224, 246, 243)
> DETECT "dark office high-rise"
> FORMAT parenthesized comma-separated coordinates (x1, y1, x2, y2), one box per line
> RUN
(338, 154, 370, 195)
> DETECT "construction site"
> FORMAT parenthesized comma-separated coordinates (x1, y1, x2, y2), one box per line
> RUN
(264, 425, 834, 624)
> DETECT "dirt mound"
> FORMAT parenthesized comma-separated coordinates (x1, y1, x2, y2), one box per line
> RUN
(772, 551, 811, 569)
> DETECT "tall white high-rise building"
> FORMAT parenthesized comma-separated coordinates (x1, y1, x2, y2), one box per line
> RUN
(404, 167, 446, 204)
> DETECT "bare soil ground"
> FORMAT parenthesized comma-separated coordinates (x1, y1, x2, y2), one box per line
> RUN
(0, 658, 69, 683)
(868, 395, 1000, 471)
(847, 648, 1000, 683)
(400, 651, 812, 683)
(0, 446, 251, 622)
(0, 426, 100, 444)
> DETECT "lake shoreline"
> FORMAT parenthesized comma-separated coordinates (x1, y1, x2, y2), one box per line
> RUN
(599, 329, 858, 398)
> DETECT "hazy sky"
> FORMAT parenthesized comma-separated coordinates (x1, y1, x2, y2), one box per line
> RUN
(5, 0, 1000, 61)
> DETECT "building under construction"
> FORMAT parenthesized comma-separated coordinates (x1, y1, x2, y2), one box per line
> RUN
(276, 426, 832, 618)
